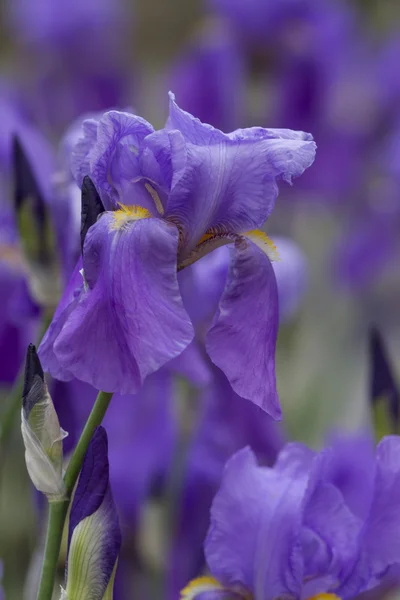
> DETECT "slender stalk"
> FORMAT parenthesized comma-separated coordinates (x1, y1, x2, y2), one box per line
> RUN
(63, 391, 113, 493)
(35, 501, 69, 600)
(36, 390, 113, 600)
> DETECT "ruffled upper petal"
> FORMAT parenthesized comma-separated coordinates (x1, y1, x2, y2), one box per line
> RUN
(164, 93, 316, 252)
(206, 239, 280, 419)
(205, 447, 305, 600)
(71, 111, 155, 211)
(46, 214, 193, 394)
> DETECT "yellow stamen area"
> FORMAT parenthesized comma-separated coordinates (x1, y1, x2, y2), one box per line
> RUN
(180, 576, 222, 600)
(243, 230, 280, 261)
(145, 182, 164, 215)
(111, 204, 152, 230)
(308, 594, 340, 600)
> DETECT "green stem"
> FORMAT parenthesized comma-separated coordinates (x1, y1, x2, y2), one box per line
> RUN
(63, 391, 113, 493)
(36, 501, 69, 600)
(36, 390, 113, 600)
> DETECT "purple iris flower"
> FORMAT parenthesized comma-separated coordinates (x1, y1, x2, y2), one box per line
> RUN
(333, 122, 400, 290)
(39, 93, 316, 417)
(64, 426, 121, 599)
(183, 435, 400, 600)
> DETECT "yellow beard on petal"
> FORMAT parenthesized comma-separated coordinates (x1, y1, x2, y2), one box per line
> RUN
(111, 204, 152, 230)
(243, 230, 280, 261)
(180, 576, 223, 600)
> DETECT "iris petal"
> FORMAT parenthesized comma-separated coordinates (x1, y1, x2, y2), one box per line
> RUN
(48, 214, 193, 394)
(206, 239, 280, 418)
(165, 92, 316, 253)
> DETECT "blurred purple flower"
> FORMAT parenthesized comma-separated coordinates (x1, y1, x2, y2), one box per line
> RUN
(167, 21, 245, 132)
(167, 366, 283, 599)
(333, 123, 400, 290)
(39, 94, 316, 417)
(5, 0, 132, 134)
(183, 435, 400, 600)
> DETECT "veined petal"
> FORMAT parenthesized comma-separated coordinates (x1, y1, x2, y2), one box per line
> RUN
(361, 436, 400, 573)
(205, 447, 305, 600)
(206, 239, 280, 419)
(66, 427, 121, 600)
(51, 214, 194, 394)
(164, 93, 316, 252)
(72, 111, 155, 211)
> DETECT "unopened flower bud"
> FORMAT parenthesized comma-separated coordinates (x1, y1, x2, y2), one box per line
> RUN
(21, 344, 67, 501)
(61, 427, 121, 600)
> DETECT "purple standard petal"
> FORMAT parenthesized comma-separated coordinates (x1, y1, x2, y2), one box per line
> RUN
(206, 240, 280, 418)
(72, 111, 155, 211)
(324, 431, 376, 521)
(205, 447, 305, 600)
(165, 93, 316, 252)
(300, 450, 363, 597)
(44, 214, 193, 393)
(362, 436, 400, 575)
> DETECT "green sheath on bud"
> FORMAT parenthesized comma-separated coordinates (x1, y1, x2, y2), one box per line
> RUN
(21, 344, 67, 501)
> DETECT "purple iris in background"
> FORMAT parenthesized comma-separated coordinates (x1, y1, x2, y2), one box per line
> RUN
(333, 122, 400, 290)
(39, 92, 316, 417)
(167, 21, 245, 132)
(183, 435, 400, 600)
(5, 0, 132, 134)
(167, 367, 283, 600)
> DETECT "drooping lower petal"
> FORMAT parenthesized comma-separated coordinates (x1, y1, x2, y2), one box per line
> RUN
(49, 214, 193, 394)
(206, 239, 280, 418)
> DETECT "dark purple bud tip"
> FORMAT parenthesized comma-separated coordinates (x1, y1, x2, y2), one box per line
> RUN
(22, 344, 45, 414)
(369, 326, 399, 423)
(68, 426, 109, 547)
(13, 135, 45, 216)
(13, 135, 49, 263)
(81, 176, 105, 253)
